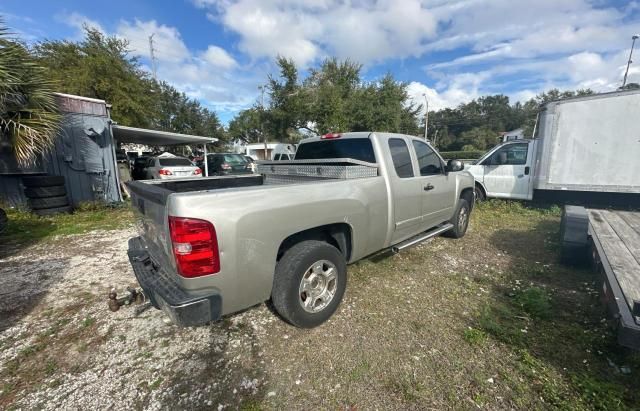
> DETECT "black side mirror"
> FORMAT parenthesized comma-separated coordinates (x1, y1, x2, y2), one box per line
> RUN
(446, 159, 464, 172)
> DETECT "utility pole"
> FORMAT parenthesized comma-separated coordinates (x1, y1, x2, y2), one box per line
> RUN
(422, 93, 429, 141)
(258, 85, 267, 159)
(148, 34, 158, 80)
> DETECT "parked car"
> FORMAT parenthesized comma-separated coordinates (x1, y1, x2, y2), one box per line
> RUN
(131, 156, 149, 180)
(273, 153, 293, 160)
(244, 156, 257, 173)
(125, 132, 474, 328)
(202, 153, 252, 176)
(144, 156, 202, 180)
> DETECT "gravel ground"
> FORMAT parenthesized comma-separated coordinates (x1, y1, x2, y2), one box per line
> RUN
(1, 205, 638, 410)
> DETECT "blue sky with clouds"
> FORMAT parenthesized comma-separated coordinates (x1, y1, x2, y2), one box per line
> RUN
(2, 0, 640, 124)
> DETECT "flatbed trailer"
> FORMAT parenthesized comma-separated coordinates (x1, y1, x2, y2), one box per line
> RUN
(561, 206, 640, 349)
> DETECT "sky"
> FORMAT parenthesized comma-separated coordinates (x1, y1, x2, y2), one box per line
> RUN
(2, 0, 640, 124)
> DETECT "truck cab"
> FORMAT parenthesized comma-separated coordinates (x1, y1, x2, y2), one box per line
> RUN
(466, 139, 537, 201)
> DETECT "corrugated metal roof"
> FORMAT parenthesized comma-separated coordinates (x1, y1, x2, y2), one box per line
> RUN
(112, 125, 218, 145)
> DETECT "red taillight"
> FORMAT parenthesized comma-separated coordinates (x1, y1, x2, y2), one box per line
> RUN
(193, 168, 202, 175)
(168, 216, 220, 277)
(321, 133, 341, 139)
(221, 163, 231, 170)
(159, 168, 173, 175)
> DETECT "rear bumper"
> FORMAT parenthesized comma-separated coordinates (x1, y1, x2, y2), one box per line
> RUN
(127, 237, 222, 326)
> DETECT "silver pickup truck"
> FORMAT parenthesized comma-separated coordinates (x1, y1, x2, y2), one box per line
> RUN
(125, 132, 475, 328)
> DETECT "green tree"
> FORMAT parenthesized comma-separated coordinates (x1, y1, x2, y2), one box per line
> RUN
(0, 23, 61, 165)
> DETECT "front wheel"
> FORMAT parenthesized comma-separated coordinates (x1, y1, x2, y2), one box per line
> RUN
(271, 240, 347, 328)
(444, 198, 470, 239)
(474, 185, 486, 202)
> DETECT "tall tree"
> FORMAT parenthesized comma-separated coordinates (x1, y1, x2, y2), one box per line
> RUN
(0, 23, 61, 165)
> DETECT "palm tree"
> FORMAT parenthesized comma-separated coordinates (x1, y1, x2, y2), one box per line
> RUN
(0, 21, 60, 231)
(0, 21, 61, 166)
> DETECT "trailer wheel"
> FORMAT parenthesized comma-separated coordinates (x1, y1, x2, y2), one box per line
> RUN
(444, 199, 470, 239)
(271, 240, 347, 328)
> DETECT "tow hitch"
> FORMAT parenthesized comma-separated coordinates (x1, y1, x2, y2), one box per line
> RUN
(108, 286, 146, 312)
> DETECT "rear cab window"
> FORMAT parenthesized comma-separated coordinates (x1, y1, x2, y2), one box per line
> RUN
(294, 138, 376, 163)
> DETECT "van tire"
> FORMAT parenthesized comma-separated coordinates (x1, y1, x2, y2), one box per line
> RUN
(474, 184, 486, 202)
(271, 240, 347, 328)
(444, 199, 470, 239)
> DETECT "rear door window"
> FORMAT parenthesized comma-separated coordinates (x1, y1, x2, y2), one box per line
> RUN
(388, 138, 414, 178)
(223, 154, 247, 164)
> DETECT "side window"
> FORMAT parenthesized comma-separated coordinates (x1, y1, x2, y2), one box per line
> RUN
(388, 138, 414, 178)
(412, 140, 443, 176)
(487, 143, 528, 165)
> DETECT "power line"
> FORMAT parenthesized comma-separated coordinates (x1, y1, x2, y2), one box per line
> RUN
(148, 33, 158, 80)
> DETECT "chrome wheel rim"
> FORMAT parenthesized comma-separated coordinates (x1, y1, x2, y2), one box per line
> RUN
(458, 206, 468, 232)
(298, 260, 338, 313)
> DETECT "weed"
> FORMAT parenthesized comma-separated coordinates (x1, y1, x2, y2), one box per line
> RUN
(515, 287, 552, 319)
(348, 361, 370, 381)
(571, 374, 626, 411)
(81, 317, 95, 328)
(463, 328, 487, 345)
(149, 377, 163, 390)
(44, 360, 57, 376)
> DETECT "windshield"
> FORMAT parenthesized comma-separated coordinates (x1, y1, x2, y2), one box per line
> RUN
(295, 138, 376, 163)
(159, 158, 193, 167)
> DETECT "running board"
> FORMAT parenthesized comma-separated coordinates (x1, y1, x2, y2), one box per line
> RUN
(391, 223, 454, 253)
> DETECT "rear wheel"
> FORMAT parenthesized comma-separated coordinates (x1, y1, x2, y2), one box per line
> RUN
(271, 240, 347, 328)
(444, 199, 470, 239)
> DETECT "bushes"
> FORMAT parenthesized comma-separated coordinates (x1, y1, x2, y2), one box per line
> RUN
(439, 150, 484, 160)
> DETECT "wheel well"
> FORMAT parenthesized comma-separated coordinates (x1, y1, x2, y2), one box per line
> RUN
(277, 223, 352, 262)
(460, 187, 475, 210)
(474, 182, 486, 196)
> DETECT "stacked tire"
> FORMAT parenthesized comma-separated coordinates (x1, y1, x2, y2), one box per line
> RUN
(22, 176, 72, 216)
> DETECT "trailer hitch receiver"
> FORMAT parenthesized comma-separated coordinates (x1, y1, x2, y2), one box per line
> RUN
(108, 287, 145, 312)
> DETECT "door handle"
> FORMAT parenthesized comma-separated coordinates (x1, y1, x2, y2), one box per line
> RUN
(424, 183, 434, 191)
(524, 166, 530, 175)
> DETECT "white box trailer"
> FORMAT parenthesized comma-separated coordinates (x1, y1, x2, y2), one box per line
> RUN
(467, 90, 640, 201)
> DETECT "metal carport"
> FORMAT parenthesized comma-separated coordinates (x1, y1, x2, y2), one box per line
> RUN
(111, 125, 218, 176)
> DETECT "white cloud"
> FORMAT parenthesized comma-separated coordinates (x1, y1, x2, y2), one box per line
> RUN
(116, 19, 190, 63)
(199, 0, 437, 65)
(201, 45, 238, 69)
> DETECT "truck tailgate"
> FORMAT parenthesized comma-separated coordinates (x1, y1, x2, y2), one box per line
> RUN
(127, 181, 175, 271)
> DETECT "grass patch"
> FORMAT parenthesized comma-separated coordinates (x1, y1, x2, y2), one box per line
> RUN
(514, 287, 552, 319)
(81, 317, 96, 328)
(0, 201, 133, 247)
(463, 328, 487, 345)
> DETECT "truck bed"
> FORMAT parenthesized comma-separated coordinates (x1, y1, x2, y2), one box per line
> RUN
(588, 209, 640, 348)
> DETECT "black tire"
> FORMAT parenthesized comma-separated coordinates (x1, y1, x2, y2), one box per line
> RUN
(474, 184, 486, 202)
(24, 185, 67, 198)
(28, 195, 69, 210)
(22, 175, 65, 188)
(0, 208, 7, 234)
(33, 205, 72, 216)
(271, 240, 347, 328)
(444, 198, 470, 239)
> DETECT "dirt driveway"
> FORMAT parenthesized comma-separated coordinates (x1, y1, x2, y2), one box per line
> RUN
(1, 203, 638, 410)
